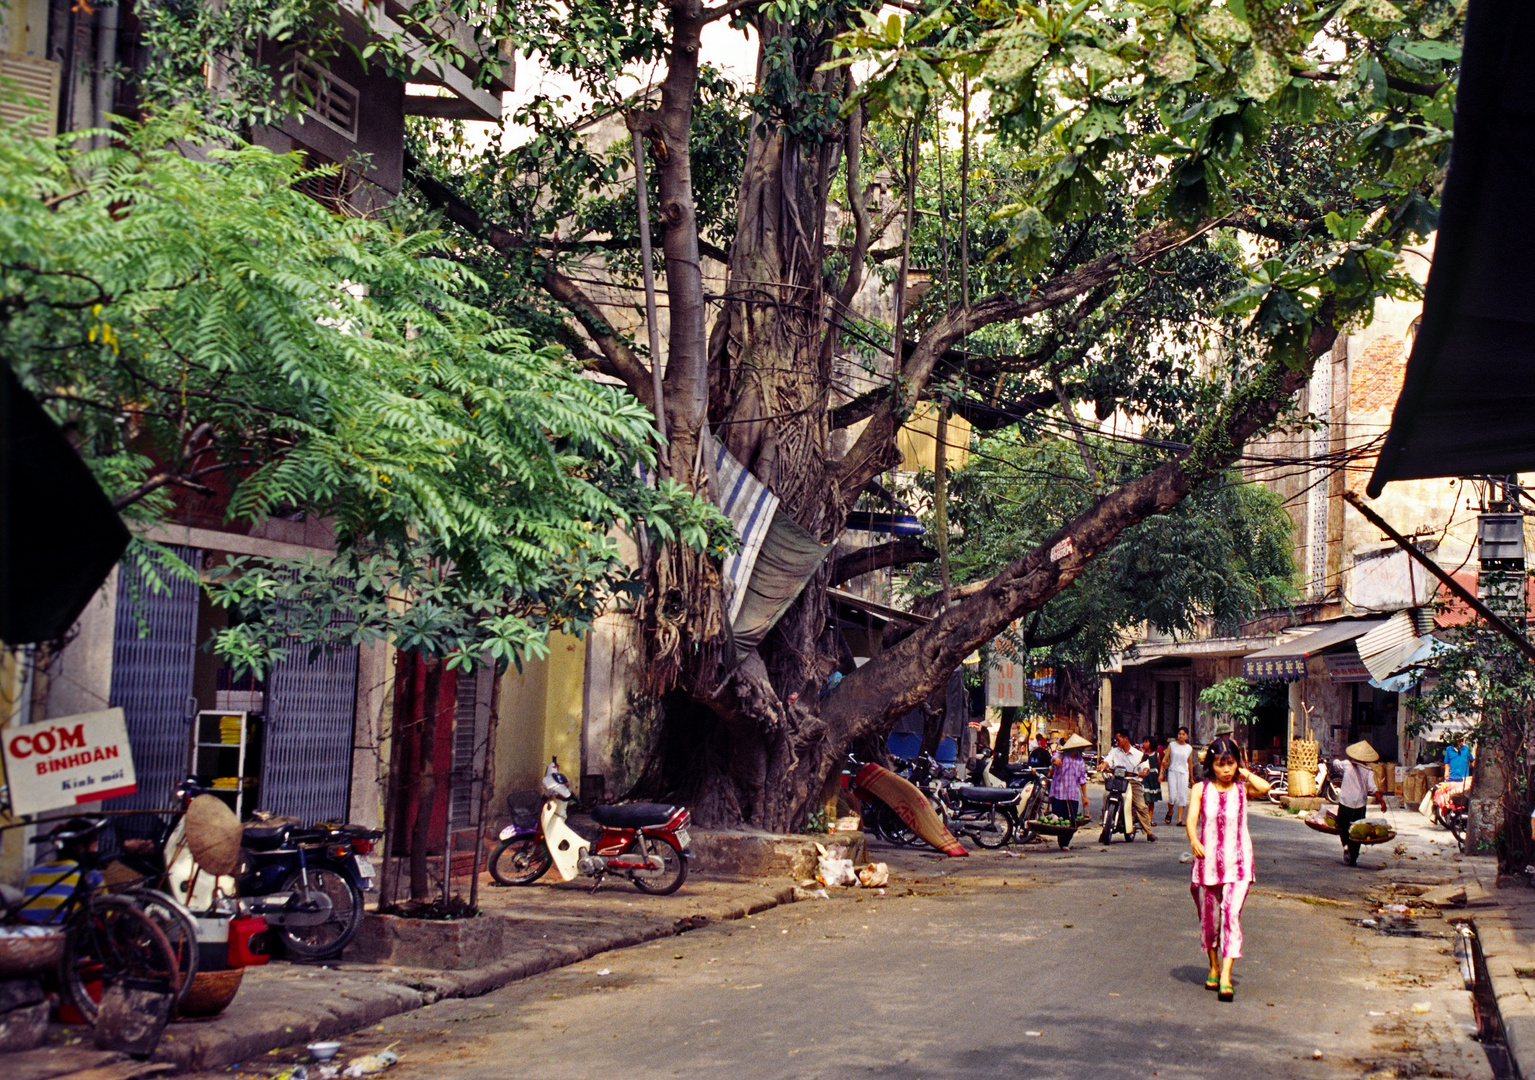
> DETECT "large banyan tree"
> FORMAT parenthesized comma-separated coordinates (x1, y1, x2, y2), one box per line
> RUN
(394, 0, 1462, 830)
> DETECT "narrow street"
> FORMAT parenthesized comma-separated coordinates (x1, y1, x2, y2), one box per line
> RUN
(288, 807, 1492, 1080)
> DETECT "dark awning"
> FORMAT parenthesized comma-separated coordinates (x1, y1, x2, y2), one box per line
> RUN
(1, 366, 130, 643)
(1367, 0, 1535, 495)
(1242, 620, 1387, 680)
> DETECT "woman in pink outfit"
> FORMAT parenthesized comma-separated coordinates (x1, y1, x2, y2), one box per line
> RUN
(1186, 736, 1270, 1001)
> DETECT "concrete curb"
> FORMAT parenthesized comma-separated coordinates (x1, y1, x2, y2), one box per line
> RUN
(153, 886, 796, 1071)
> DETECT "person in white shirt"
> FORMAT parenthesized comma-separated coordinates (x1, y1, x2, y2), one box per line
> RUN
(1334, 740, 1389, 866)
(1103, 730, 1156, 840)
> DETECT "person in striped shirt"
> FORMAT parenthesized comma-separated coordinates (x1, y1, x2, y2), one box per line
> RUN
(1049, 734, 1092, 822)
(1187, 736, 1270, 1002)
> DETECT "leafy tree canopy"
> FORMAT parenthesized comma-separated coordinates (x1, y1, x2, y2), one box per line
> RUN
(0, 116, 728, 672)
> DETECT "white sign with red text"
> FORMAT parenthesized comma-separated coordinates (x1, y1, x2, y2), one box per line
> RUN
(2, 708, 136, 815)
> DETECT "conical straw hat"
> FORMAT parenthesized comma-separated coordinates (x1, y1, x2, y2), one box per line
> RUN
(1345, 740, 1380, 765)
(184, 794, 244, 876)
(1061, 734, 1092, 751)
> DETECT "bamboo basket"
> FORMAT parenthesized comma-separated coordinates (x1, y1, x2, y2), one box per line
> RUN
(1289, 739, 1318, 771)
(1288, 768, 1318, 797)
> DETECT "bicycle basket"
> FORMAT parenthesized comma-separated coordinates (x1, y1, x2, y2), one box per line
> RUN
(505, 791, 542, 832)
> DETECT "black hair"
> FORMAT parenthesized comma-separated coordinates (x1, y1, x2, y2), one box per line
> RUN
(1203, 736, 1244, 772)
(1114, 729, 1130, 742)
(1177, 726, 1189, 736)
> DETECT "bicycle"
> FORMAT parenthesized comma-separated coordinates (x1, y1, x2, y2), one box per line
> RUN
(5, 817, 184, 1025)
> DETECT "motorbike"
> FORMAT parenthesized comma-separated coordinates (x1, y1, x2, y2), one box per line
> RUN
(1098, 765, 1138, 845)
(1432, 779, 1470, 851)
(158, 781, 380, 960)
(933, 778, 1021, 848)
(490, 759, 691, 894)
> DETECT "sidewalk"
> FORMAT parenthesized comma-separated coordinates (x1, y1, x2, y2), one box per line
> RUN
(124, 874, 797, 1072)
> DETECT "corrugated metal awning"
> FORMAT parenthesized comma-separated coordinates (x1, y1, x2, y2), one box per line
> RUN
(1242, 620, 1388, 680)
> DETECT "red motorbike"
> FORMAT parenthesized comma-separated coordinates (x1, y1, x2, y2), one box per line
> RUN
(489, 759, 692, 894)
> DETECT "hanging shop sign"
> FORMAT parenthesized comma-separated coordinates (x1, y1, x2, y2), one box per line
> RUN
(987, 658, 1024, 708)
(2, 707, 137, 815)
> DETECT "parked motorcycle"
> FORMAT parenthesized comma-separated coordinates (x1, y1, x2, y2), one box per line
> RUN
(934, 779, 1020, 848)
(1433, 779, 1470, 851)
(490, 759, 691, 894)
(162, 781, 380, 959)
(1098, 765, 1137, 845)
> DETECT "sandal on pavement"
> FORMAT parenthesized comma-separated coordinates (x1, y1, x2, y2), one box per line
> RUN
(1146, 833, 1157, 841)
(1218, 982, 1235, 1002)
(1205, 974, 1220, 991)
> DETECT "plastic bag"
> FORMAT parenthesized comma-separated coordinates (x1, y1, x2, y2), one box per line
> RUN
(342, 1050, 400, 1078)
(857, 862, 889, 888)
(814, 843, 858, 887)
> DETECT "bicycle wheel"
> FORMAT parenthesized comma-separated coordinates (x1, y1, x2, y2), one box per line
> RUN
(120, 887, 198, 1009)
(60, 895, 181, 1026)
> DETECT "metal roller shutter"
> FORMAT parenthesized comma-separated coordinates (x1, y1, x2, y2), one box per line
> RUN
(106, 546, 199, 826)
(261, 643, 358, 825)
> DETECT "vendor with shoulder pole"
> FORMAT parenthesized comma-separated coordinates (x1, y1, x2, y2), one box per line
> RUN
(1335, 740, 1389, 867)
(1050, 734, 1093, 823)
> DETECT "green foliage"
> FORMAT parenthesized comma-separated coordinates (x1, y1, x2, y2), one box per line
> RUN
(830, 0, 1453, 348)
(1199, 676, 1262, 728)
(925, 435, 1297, 672)
(0, 114, 730, 672)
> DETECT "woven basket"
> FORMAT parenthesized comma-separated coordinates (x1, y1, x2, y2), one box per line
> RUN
(1289, 739, 1318, 771)
(1288, 768, 1318, 797)
(176, 967, 244, 1019)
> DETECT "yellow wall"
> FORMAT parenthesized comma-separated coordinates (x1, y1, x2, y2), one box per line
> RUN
(542, 634, 586, 785)
(897, 402, 971, 473)
(494, 632, 587, 804)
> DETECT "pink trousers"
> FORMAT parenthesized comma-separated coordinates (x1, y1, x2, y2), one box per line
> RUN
(1191, 879, 1250, 960)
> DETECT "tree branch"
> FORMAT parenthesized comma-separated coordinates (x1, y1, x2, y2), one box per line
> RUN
(404, 155, 657, 411)
(833, 219, 1218, 506)
(824, 305, 1339, 741)
(827, 536, 935, 586)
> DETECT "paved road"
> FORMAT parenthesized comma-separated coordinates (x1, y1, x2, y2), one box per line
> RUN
(287, 806, 1494, 1080)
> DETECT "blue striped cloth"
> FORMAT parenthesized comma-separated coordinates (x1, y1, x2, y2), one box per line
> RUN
(710, 434, 779, 625)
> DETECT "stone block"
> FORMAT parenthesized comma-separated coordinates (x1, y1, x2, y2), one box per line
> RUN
(686, 830, 867, 880)
(1282, 796, 1322, 812)
(0, 1001, 49, 1053)
(346, 914, 505, 970)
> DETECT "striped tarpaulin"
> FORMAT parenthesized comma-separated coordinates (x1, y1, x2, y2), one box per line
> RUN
(711, 434, 779, 625)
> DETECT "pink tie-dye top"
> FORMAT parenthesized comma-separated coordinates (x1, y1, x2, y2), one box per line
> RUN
(1191, 781, 1253, 886)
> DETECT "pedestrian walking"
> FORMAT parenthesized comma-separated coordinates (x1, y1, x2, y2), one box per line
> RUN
(1104, 731, 1156, 840)
(1164, 727, 1194, 826)
(1334, 740, 1389, 866)
(1050, 734, 1092, 823)
(1187, 736, 1270, 1002)
(1141, 738, 1163, 821)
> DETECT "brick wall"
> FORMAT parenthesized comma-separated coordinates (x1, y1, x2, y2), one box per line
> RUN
(1349, 335, 1408, 413)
